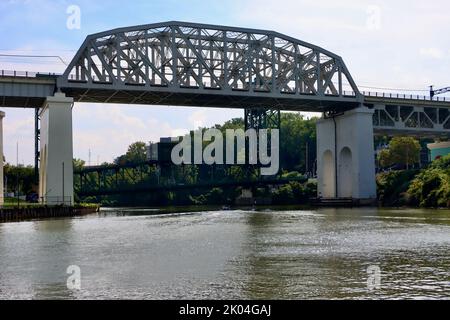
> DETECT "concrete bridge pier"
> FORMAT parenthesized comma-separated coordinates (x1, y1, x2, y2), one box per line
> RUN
(0, 111, 4, 206)
(39, 93, 74, 205)
(316, 106, 377, 203)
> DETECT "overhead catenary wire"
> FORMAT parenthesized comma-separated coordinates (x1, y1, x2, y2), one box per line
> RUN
(0, 48, 77, 52)
(357, 84, 429, 92)
(0, 54, 68, 66)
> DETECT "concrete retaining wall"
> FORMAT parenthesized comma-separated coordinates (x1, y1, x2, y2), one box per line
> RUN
(0, 206, 98, 223)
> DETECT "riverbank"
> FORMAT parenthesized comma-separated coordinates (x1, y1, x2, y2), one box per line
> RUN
(377, 155, 450, 208)
(0, 205, 99, 223)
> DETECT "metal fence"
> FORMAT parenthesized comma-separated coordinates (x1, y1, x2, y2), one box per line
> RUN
(40, 196, 73, 206)
(363, 91, 448, 102)
(0, 69, 60, 78)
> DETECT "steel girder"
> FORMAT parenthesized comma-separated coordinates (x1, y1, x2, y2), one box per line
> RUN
(373, 104, 450, 136)
(245, 108, 281, 130)
(58, 21, 362, 111)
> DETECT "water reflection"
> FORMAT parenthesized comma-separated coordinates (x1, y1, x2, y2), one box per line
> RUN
(0, 208, 448, 299)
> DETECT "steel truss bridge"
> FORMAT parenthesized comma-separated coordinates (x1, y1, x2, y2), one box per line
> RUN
(1, 21, 448, 133)
(0, 21, 449, 199)
(74, 161, 306, 198)
(58, 21, 361, 111)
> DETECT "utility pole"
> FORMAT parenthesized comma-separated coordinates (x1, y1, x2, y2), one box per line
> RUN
(430, 85, 450, 99)
(406, 146, 409, 170)
(305, 141, 309, 177)
(62, 162, 65, 206)
(16, 141, 19, 209)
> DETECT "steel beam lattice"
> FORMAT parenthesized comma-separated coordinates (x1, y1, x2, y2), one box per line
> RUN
(373, 104, 450, 136)
(58, 21, 361, 112)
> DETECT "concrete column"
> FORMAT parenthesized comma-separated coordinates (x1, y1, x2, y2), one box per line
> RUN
(0, 111, 4, 206)
(39, 93, 74, 205)
(317, 106, 377, 202)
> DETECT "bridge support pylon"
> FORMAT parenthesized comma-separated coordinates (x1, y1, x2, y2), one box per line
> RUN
(316, 106, 377, 203)
(39, 93, 74, 205)
(0, 111, 4, 206)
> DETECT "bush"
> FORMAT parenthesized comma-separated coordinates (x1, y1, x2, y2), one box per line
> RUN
(376, 154, 450, 208)
(190, 188, 228, 205)
(407, 155, 450, 208)
(271, 181, 316, 205)
(376, 170, 419, 206)
(272, 184, 294, 204)
(281, 171, 305, 179)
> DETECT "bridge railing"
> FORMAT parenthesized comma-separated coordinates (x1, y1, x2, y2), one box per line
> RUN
(0, 69, 60, 78)
(2, 69, 447, 102)
(363, 90, 448, 102)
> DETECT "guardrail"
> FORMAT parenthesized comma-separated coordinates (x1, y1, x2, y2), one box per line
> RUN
(1, 69, 448, 102)
(0, 69, 60, 78)
(363, 91, 448, 102)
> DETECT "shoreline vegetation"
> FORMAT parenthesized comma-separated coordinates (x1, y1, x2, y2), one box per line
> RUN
(377, 154, 450, 209)
(86, 153, 450, 210)
(2, 115, 448, 217)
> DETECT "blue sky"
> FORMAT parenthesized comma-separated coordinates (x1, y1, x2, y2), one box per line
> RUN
(1, 0, 449, 165)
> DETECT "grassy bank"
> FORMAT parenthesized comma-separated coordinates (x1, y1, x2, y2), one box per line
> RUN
(2, 198, 100, 210)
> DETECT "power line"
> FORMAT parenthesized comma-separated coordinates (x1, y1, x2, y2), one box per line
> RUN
(332, 80, 430, 93)
(357, 84, 429, 92)
(0, 48, 77, 52)
(0, 54, 68, 66)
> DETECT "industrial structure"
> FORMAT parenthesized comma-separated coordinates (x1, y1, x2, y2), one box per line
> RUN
(0, 21, 449, 205)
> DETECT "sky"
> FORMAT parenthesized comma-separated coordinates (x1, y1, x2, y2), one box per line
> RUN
(0, 0, 449, 165)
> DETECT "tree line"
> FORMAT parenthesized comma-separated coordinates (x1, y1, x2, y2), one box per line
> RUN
(3, 112, 448, 208)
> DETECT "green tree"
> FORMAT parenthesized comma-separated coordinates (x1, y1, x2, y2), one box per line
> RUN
(279, 113, 317, 173)
(115, 141, 147, 164)
(214, 113, 318, 174)
(378, 149, 393, 169)
(73, 158, 86, 170)
(407, 154, 450, 208)
(3, 164, 35, 195)
(387, 137, 421, 169)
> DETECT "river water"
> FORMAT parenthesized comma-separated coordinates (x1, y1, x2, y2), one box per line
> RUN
(0, 207, 449, 300)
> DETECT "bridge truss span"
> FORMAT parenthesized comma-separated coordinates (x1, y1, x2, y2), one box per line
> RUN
(57, 21, 361, 112)
(371, 102, 450, 136)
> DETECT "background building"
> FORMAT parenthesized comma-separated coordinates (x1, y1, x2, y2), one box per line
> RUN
(428, 141, 450, 161)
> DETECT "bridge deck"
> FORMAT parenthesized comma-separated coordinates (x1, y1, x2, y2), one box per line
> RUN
(62, 82, 360, 112)
(364, 94, 450, 107)
(0, 72, 57, 108)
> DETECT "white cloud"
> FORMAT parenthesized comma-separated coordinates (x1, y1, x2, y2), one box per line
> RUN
(419, 47, 445, 59)
(72, 104, 192, 164)
(1, 108, 34, 165)
(233, 0, 450, 91)
(188, 110, 208, 129)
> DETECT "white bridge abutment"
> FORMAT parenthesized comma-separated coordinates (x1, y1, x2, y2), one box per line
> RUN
(0, 111, 4, 206)
(317, 106, 377, 203)
(39, 93, 74, 205)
